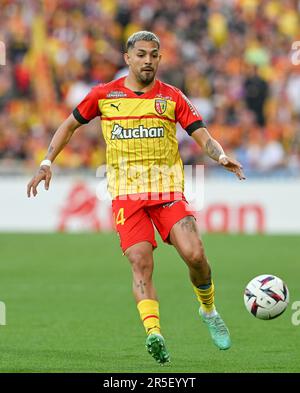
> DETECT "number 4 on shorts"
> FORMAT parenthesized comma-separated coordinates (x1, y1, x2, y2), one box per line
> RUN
(116, 208, 125, 225)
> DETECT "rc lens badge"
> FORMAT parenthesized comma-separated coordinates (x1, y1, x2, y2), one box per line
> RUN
(155, 99, 167, 115)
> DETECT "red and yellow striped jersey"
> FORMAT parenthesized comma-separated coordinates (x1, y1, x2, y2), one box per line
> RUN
(73, 77, 204, 198)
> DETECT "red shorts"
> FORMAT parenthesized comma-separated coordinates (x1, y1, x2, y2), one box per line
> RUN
(112, 192, 195, 252)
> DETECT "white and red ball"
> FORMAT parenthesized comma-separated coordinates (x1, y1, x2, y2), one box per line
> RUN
(244, 274, 289, 320)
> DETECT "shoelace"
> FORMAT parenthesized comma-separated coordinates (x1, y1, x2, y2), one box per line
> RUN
(207, 316, 228, 335)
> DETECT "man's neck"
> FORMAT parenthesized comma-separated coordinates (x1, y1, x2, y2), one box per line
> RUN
(124, 75, 156, 93)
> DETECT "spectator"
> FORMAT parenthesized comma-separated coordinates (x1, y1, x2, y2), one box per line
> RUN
(243, 65, 269, 126)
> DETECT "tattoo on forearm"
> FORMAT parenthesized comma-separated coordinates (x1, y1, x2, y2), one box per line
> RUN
(179, 216, 197, 233)
(136, 280, 146, 294)
(46, 145, 54, 158)
(205, 138, 223, 161)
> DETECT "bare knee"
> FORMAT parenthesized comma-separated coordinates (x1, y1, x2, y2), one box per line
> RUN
(182, 244, 207, 269)
(126, 248, 153, 277)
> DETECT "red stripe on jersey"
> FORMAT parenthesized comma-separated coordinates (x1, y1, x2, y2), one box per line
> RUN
(101, 115, 176, 123)
(143, 314, 159, 322)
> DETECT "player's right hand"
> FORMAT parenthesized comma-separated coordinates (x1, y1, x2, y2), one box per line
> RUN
(27, 166, 52, 197)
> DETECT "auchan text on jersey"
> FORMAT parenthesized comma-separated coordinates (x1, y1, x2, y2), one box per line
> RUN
(111, 124, 164, 140)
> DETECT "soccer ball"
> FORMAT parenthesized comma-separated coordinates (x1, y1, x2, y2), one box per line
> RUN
(244, 274, 289, 320)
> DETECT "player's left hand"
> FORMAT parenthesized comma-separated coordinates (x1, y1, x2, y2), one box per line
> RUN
(219, 155, 246, 180)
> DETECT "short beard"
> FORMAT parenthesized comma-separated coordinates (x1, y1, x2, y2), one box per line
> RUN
(137, 72, 155, 86)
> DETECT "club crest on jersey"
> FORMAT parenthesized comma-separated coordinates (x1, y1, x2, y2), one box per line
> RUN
(155, 99, 167, 115)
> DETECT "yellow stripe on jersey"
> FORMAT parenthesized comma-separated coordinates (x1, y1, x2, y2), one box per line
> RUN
(98, 98, 184, 198)
(99, 98, 176, 120)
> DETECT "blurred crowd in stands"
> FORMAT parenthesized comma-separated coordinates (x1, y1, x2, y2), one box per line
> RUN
(0, 0, 300, 176)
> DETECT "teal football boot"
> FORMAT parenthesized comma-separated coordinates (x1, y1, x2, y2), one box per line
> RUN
(199, 309, 231, 350)
(146, 333, 170, 364)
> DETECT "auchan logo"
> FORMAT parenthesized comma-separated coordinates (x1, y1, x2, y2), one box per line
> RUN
(111, 124, 164, 140)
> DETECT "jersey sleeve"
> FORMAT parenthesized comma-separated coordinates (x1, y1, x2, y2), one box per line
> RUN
(73, 86, 101, 124)
(175, 90, 206, 135)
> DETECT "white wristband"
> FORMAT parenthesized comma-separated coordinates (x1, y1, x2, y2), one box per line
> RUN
(218, 154, 227, 163)
(40, 159, 52, 167)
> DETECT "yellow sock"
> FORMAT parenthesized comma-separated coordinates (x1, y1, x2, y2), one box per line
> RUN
(193, 281, 215, 314)
(137, 299, 161, 336)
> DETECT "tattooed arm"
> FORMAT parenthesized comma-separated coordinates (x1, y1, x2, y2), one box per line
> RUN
(27, 114, 82, 197)
(204, 137, 225, 162)
(44, 114, 81, 163)
(191, 127, 245, 180)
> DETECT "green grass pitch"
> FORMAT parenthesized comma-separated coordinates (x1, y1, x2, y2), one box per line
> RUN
(0, 233, 299, 373)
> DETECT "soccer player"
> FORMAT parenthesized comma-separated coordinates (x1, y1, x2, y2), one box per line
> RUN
(27, 31, 245, 365)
